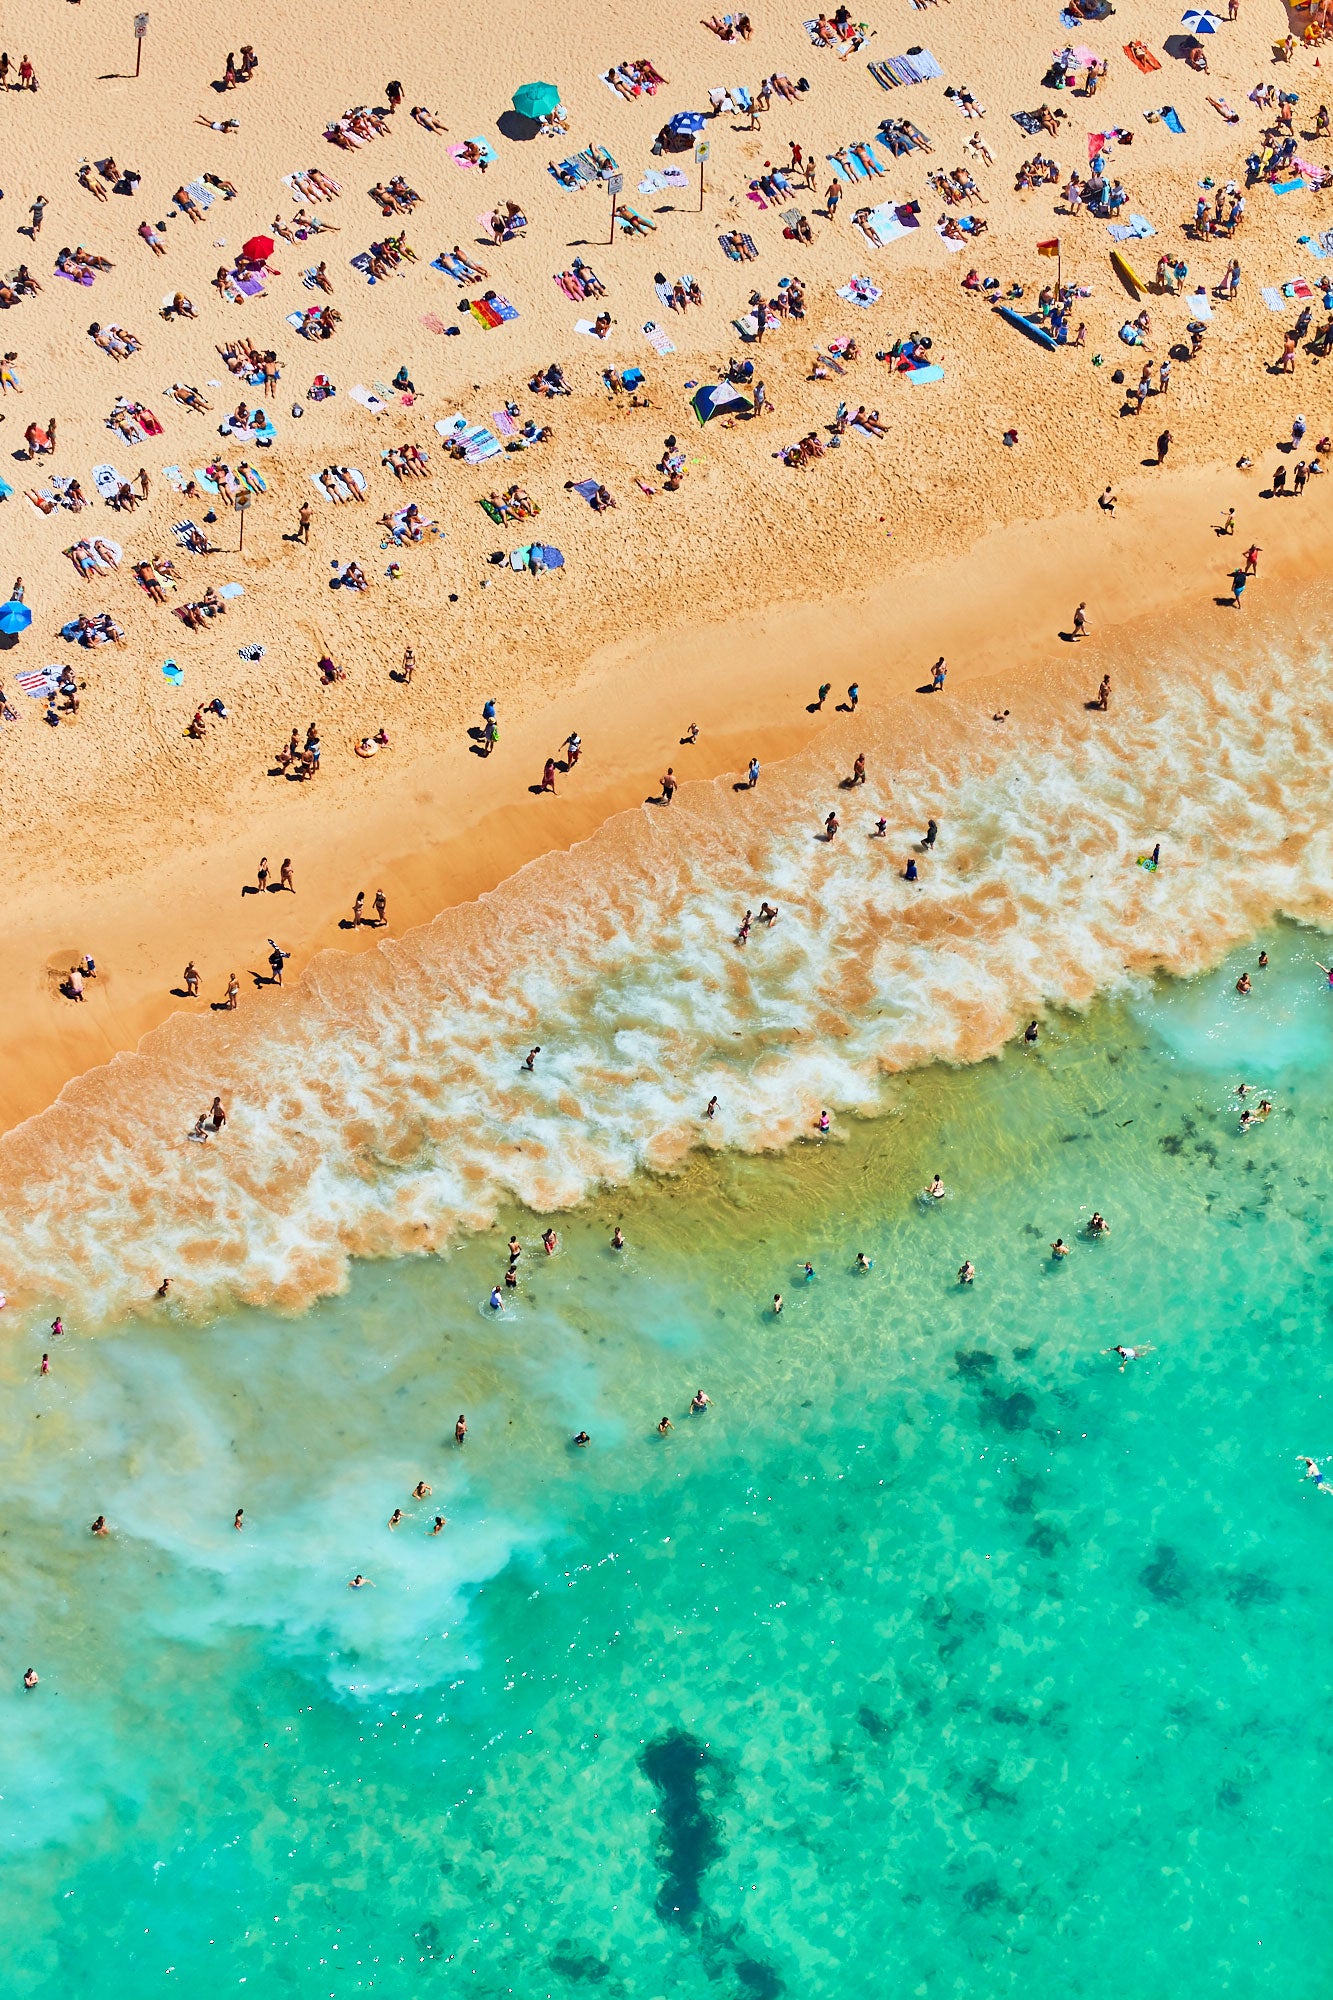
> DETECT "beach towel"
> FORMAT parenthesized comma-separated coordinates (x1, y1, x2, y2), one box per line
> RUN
(640, 165, 691, 193)
(448, 138, 496, 170)
(643, 320, 676, 354)
(420, 312, 448, 333)
(574, 318, 607, 337)
(861, 202, 916, 245)
(1186, 288, 1213, 318)
(171, 519, 202, 545)
(1012, 110, 1044, 135)
(571, 479, 601, 504)
(492, 409, 518, 436)
(237, 643, 265, 662)
(1123, 40, 1162, 72)
(216, 583, 245, 599)
(470, 294, 519, 327)
(1160, 106, 1185, 134)
(349, 385, 387, 415)
(162, 661, 184, 683)
(16, 666, 58, 697)
(434, 414, 503, 463)
(836, 275, 882, 306)
(907, 363, 945, 384)
(1273, 177, 1305, 195)
(92, 464, 123, 501)
(285, 311, 309, 331)
(235, 274, 266, 298)
(310, 470, 353, 501)
(616, 204, 657, 231)
(935, 224, 968, 251)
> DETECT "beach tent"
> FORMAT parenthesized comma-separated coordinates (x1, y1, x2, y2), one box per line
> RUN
(513, 81, 560, 118)
(691, 381, 752, 422)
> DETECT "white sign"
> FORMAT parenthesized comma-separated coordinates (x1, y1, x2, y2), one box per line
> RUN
(134, 12, 149, 35)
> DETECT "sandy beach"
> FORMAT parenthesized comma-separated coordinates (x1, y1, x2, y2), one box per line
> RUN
(2, 0, 1332, 1136)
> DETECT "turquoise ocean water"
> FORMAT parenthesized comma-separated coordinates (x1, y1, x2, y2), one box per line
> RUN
(3, 921, 1332, 1996)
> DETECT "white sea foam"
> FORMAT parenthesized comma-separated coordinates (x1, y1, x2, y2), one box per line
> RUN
(3, 622, 1331, 1325)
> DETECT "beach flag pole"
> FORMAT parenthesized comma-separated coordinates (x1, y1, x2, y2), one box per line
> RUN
(235, 488, 250, 551)
(696, 138, 710, 211)
(606, 171, 623, 245)
(134, 11, 148, 77)
(1037, 233, 1061, 295)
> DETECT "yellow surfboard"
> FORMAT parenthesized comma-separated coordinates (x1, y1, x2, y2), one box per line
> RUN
(1111, 248, 1145, 297)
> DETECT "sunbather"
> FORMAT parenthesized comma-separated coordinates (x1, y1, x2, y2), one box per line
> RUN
(411, 105, 448, 131)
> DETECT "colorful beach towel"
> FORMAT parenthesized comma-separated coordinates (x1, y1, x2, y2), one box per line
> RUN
(448, 138, 496, 170)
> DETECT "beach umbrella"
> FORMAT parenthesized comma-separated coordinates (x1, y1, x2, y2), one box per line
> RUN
(1180, 7, 1221, 29)
(668, 109, 707, 134)
(0, 599, 32, 635)
(241, 234, 275, 261)
(512, 80, 560, 119)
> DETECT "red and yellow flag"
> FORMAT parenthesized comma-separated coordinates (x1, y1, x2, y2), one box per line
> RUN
(1036, 237, 1061, 257)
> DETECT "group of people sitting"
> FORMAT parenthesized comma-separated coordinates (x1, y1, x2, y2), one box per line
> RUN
(88, 320, 141, 360)
(379, 503, 436, 544)
(702, 14, 753, 39)
(56, 243, 112, 280)
(808, 9, 867, 51)
(66, 538, 122, 576)
(929, 164, 982, 207)
(360, 235, 416, 280)
(175, 586, 231, 630)
(382, 443, 430, 478)
(529, 362, 571, 397)
(602, 57, 669, 97)
(325, 105, 392, 149)
(69, 611, 124, 646)
(1014, 152, 1060, 192)
(879, 117, 933, 156)
(294, 303, 341, 338)
(0, 265, 41, 308)
(369, 176, 421, 216)
(777, 431, 828, 467)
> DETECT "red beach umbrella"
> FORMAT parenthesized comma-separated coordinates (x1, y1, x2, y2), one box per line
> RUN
(241, 234, 275, 260)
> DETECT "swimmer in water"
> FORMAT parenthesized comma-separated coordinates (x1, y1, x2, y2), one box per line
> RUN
(412, 1481, 432, 1499)
(1111, 1343, 1149, 1370)
(573, 1430, 591, 1447)
(1051, 1238, 1069, 1258)
(1087, 1212, 1109, 1236)
(39, 1353, 49, 1375)
(1024, 1020, 1039, 1043)
(706, 1096, 718, 1119)
(156, 1277, 172, 1298)
(657, 1416, 673, 1435)
(388, 1508, 403, 1529)
(348, 1574, 374, 1588)
(958, 1260, 975, 1284)
(927, 1175, 945, 1200)
(51, 1317, 64, 1338)
(504, 1265, 518, 1288)
(1236, 972, 1251, 996)
(1316, 962, 1333, 989)
(1235, 1082, 1251, 1097)
(542, 1228, 558, 1253)
(508, 1236, 522, 1263)
(773, 1292, 784, 1315)
(23, 1668, 39, 1689)
(234, 1508, 244, 1531)
(1299, 1456, 1332, 1490)
(873, 817, 887, 838)
(855, 1251, 872, 1270)
(818, 1110, 831, 1133)
(90, 1515, 108, 1536)
(489, 1286, 503, 1310)
(455, 1414, 467, 1445)
(611, 1227, 624, 1250)
(524, 1045, 541, 1070)
(1257, 1098, 1272, 1120)
(1258, 950, 1269, 968)
(432, 1515, 447, 1533)
(803, 1261, 815, 1281)
(690, 1389, 710, 1413)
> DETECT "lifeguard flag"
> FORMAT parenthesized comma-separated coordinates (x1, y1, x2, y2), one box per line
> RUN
(1037, 237, 1060, 256)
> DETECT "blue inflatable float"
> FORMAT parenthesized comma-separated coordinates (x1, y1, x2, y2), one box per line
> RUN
(994, 305, 1059, 351)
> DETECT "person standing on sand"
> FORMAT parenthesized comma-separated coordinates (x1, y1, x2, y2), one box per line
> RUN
(184, 961, 200, 997)
(1156, 429, 1172, 465)
(1244, 543, 1261, 575)
(540, 758, 557, 793)
(1072, 602, 1089, 640)
(1232, 569, 1247, 608)
(225, 972, 240, 1009)
(280, 858, 294, 891)
(267, 940, 290, 985)
(373, 889, 387, 926)
(295, 501, 312, 544)
(661, 768, 677, 803)
(255, 856, 269, 895)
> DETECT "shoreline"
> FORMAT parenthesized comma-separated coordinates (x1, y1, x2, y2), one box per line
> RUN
(5, 450, 1330, 1136)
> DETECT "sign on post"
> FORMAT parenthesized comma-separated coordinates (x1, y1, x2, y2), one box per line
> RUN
(695, 139, 709, 209)
(134, 12, 148, 76)
(234, 487, 251, 549)
(606, 171, 623, 243)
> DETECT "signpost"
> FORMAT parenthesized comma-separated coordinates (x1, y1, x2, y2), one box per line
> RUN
(695, 138, 710, 212)
(134, 12, 148, 78)
(234, 487, 251, 551)
(605, 170, 623, 245)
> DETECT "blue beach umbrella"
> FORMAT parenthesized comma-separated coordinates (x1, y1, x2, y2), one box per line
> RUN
(513, 80, 560, 119)
(1180, 7, 1221, 30)
(668, 109, 707, 134)
(0, 598, 32, 635)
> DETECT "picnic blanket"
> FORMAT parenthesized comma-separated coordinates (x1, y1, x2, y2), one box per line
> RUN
(434, 413, 503, 462)
(91, 464, 123, 501)
(16, 665, 59, 697)
(640, 165, 691, 191)
(181, 178, 215, 211)
(859, 202, 919, 245)
(1108, 215, 1156, 240)
(448, 138, 496, 170)
(509, 543, 564, 571)
(349, 384, 388, 415)
(470, 294, 519, 328)
(1260, 276, 1315, 310)
(868, 50, 942, 88)
(837, 275, 882, 306)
